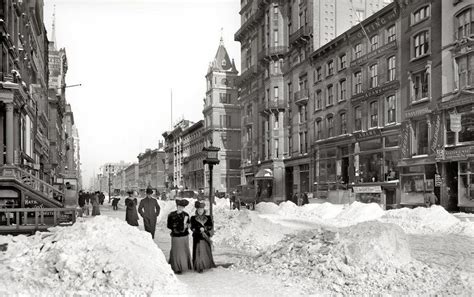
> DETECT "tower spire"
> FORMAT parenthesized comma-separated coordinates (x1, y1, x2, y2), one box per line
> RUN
(51, 5, 57, 48)
(220, 27, 224, 46)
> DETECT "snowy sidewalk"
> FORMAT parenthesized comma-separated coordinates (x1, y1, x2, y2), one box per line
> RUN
(100, 204, 307, 296)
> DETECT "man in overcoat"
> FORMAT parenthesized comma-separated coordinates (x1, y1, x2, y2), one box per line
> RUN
(138, 187, 161, 239)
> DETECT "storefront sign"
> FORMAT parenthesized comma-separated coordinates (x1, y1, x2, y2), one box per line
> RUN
(440, 96, 473, 110)
(354, 129, 381, 141)
(405, 107, 431, 119)
(435, 174, 442, 187)
(444, 146, 474, 160)
(435, 147, 446, 161)
(350, 41, 397, 67)
(450, 113, 462, 133)
(352, 81, 399, 101)
(353, 186, 383, 193)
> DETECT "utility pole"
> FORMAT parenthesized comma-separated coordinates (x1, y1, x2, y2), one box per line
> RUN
(108, 164, 112, 203)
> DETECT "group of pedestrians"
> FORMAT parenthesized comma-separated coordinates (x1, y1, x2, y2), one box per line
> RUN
(291, 192, 309, 206)
(124, 187, 215, 274)
(78, 191, 102, 216)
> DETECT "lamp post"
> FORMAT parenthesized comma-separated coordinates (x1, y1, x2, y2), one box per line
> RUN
(108, 164, 113, 203)
(202, 143, 220, 219)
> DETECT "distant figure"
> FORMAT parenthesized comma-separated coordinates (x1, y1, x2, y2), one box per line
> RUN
(138, 187, 161, 238)
(99, 192, 105, 205)
(292, 193, 298, 205)
(78, 190, 86, 217)
(112, 196, 120, 211)
(167, 199, 192, 274)
(190, 201, 216, 273)
(424, 191, 438, 208)
(302, 192, 309, 205)
(91, 192, 101, 216)
(125, 191, 139, 227)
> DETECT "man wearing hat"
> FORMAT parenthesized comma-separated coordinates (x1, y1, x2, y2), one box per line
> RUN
(138, 187, 160, 238)
(167, 198, 192, 274)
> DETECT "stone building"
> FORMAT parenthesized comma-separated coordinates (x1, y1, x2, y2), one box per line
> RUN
(203, 38, 241, 194)
(125, 163, 139, 192)
(182, 120, 205, 191)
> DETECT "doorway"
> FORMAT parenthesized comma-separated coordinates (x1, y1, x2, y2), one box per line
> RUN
(445, 162, 459, 211)
(285, 167, 293, 201)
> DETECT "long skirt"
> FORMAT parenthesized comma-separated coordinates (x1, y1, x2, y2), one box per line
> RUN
(92, 205, 100, 216)
(193, 239, 216, 272)
(169, 236, 193, 273)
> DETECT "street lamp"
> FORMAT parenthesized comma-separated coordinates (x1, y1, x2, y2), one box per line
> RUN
(107, 164, 113, 203)
(202, 142, 220, 220)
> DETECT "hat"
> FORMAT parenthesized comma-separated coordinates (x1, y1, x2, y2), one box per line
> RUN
(176, 199, 189, 207)
(127, 190, 134, 195)
(194, 201, 205, 209)
(146, 187, 153, 195)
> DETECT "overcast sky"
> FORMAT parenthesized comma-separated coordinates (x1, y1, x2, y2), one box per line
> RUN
(43, 0, 241, 188)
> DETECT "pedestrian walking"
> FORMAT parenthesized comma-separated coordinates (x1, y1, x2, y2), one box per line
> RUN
(91, 191, 101, 216)
(138, 187, 160, 238)
(167, 199, 193, 274)
(302, 192, 309, 205)
(112, 196, 120, 210)
(125, 191, 139, 227)
(78, 190, 86, 217)
(424, 191, 438, 207)
(190, 201, 216, 273)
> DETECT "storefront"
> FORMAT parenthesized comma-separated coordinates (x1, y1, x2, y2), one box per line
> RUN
(399, 162, 437, 206)
(353, 129, 400, 208)
(352, 185, 385, 207)
(255, 168, 273, 202)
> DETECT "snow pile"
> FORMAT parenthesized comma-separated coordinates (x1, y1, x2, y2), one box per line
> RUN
(331, 201, 385, 226)
(379, 205, 468, 235)
(255, 202, 280, 214)
(213, 209, 293, 255)
(0, 216, 183, 296)
(301, 202, 343, 220)
(235, 222, 453, 295)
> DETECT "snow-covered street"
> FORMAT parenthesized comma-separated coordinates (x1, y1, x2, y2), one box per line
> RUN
(1, 197, 473, 296)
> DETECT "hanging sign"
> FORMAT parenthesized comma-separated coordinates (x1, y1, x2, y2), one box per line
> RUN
(435, 174, 442, 187)
(450, 113, 462, 133)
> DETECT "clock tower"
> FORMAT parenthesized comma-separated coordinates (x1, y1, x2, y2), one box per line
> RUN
(202, 36, 241, 194)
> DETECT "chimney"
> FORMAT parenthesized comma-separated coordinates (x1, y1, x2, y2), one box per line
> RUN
(158, 140, 164, 150)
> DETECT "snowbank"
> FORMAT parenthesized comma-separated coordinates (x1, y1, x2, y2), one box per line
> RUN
(331, 201, 385, 226)
(0, 216, 183, 296)
(379, 205, 474, 236)
(235, 222, 455, 295)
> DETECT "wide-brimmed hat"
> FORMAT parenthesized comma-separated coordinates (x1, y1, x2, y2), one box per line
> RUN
(194, 201, 205, 209)
(176, 199, 189, 207)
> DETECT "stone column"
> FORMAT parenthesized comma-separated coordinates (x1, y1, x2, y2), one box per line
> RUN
(0, 112, 3, 165)
(5, 103, 14, 164)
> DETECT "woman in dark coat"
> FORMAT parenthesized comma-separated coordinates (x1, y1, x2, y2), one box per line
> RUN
(167, 199, 193, 274)
(190, 201, 216, 273)
(125, 191, 139, 226)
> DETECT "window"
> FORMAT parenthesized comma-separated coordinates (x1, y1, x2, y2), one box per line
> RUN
(354, 71, 362, 94)
(220, 115, 232, 127)
(386, 95, 396, 124)
(274, 114, 279, 129)
(327, 60, 334, 76)
(315, 90, 322, 110)
(456, 8, 474, 39)
(456, 52, 474, 89)
(412, 70, 429, 102)
(340, 113, 347, 134)
(339, 54, 346, 69)
(315, 120, 322, 140)
(414, 120, 429, 155)
(370, 64, 378, 88)
(387, 56, 396, 81)
(412, 5, 430, 25)
(219, 93, 231, 103)
(327, 85, 334, 106)
(370, 35, 379, 51)
(354, 106, 362, 131)
(354, 43, 362, 59)
(298, 105, 305, 123)
(369, 101, 378, 128)
(339, 79, 346, 101)
(274, 86, 279, 100)
(327, 116, 334, 137)
(446, 111, 474, 145)
(274, 30, 279, 46)
(387, 24, 396, 42)
(274, 139, 279, 158)
(413, 31, 430, 58)
(316, 67, 322, 81)
(299, 132, 303, 152)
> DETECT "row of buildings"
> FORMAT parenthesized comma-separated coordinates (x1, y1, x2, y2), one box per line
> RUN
(235, 0, 473, 211)
(92, 143, 167, 195)
(0, 0, 81, 210)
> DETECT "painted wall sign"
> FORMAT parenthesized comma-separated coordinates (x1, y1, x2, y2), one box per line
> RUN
(352, 81, 400, 101)
(444, 146, 474, 160)
(350, 41, 397, 67)
(349, 7, 399, 43)
(354, 129, 382, 141)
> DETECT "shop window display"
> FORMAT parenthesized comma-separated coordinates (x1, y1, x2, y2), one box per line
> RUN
(359, 153, 383, 182)
(385, 151, 400, 181)
(459, 162, 474, 204)
(446, 111, 474, 145)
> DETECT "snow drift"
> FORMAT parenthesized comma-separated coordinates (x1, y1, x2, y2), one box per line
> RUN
(0, 216, 182, 296)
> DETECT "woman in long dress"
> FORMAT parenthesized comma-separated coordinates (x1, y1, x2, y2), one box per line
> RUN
(91, 192, 101, 216)
(190, 201, 216, 273)
(167, 199, 193, 274)
(125, 191, 139, 226)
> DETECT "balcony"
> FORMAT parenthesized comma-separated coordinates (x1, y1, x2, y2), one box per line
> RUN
(235, 10, 263, 42)
(235, 65, 259, 87)
(260, 99, 287, 115)
(289, 25, 312, 46)
(294, 89, 309, 106)
(258, 45, 288, 62)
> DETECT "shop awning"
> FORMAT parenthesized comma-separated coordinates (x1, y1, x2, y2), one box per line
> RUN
(255, 168, 273, 179)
